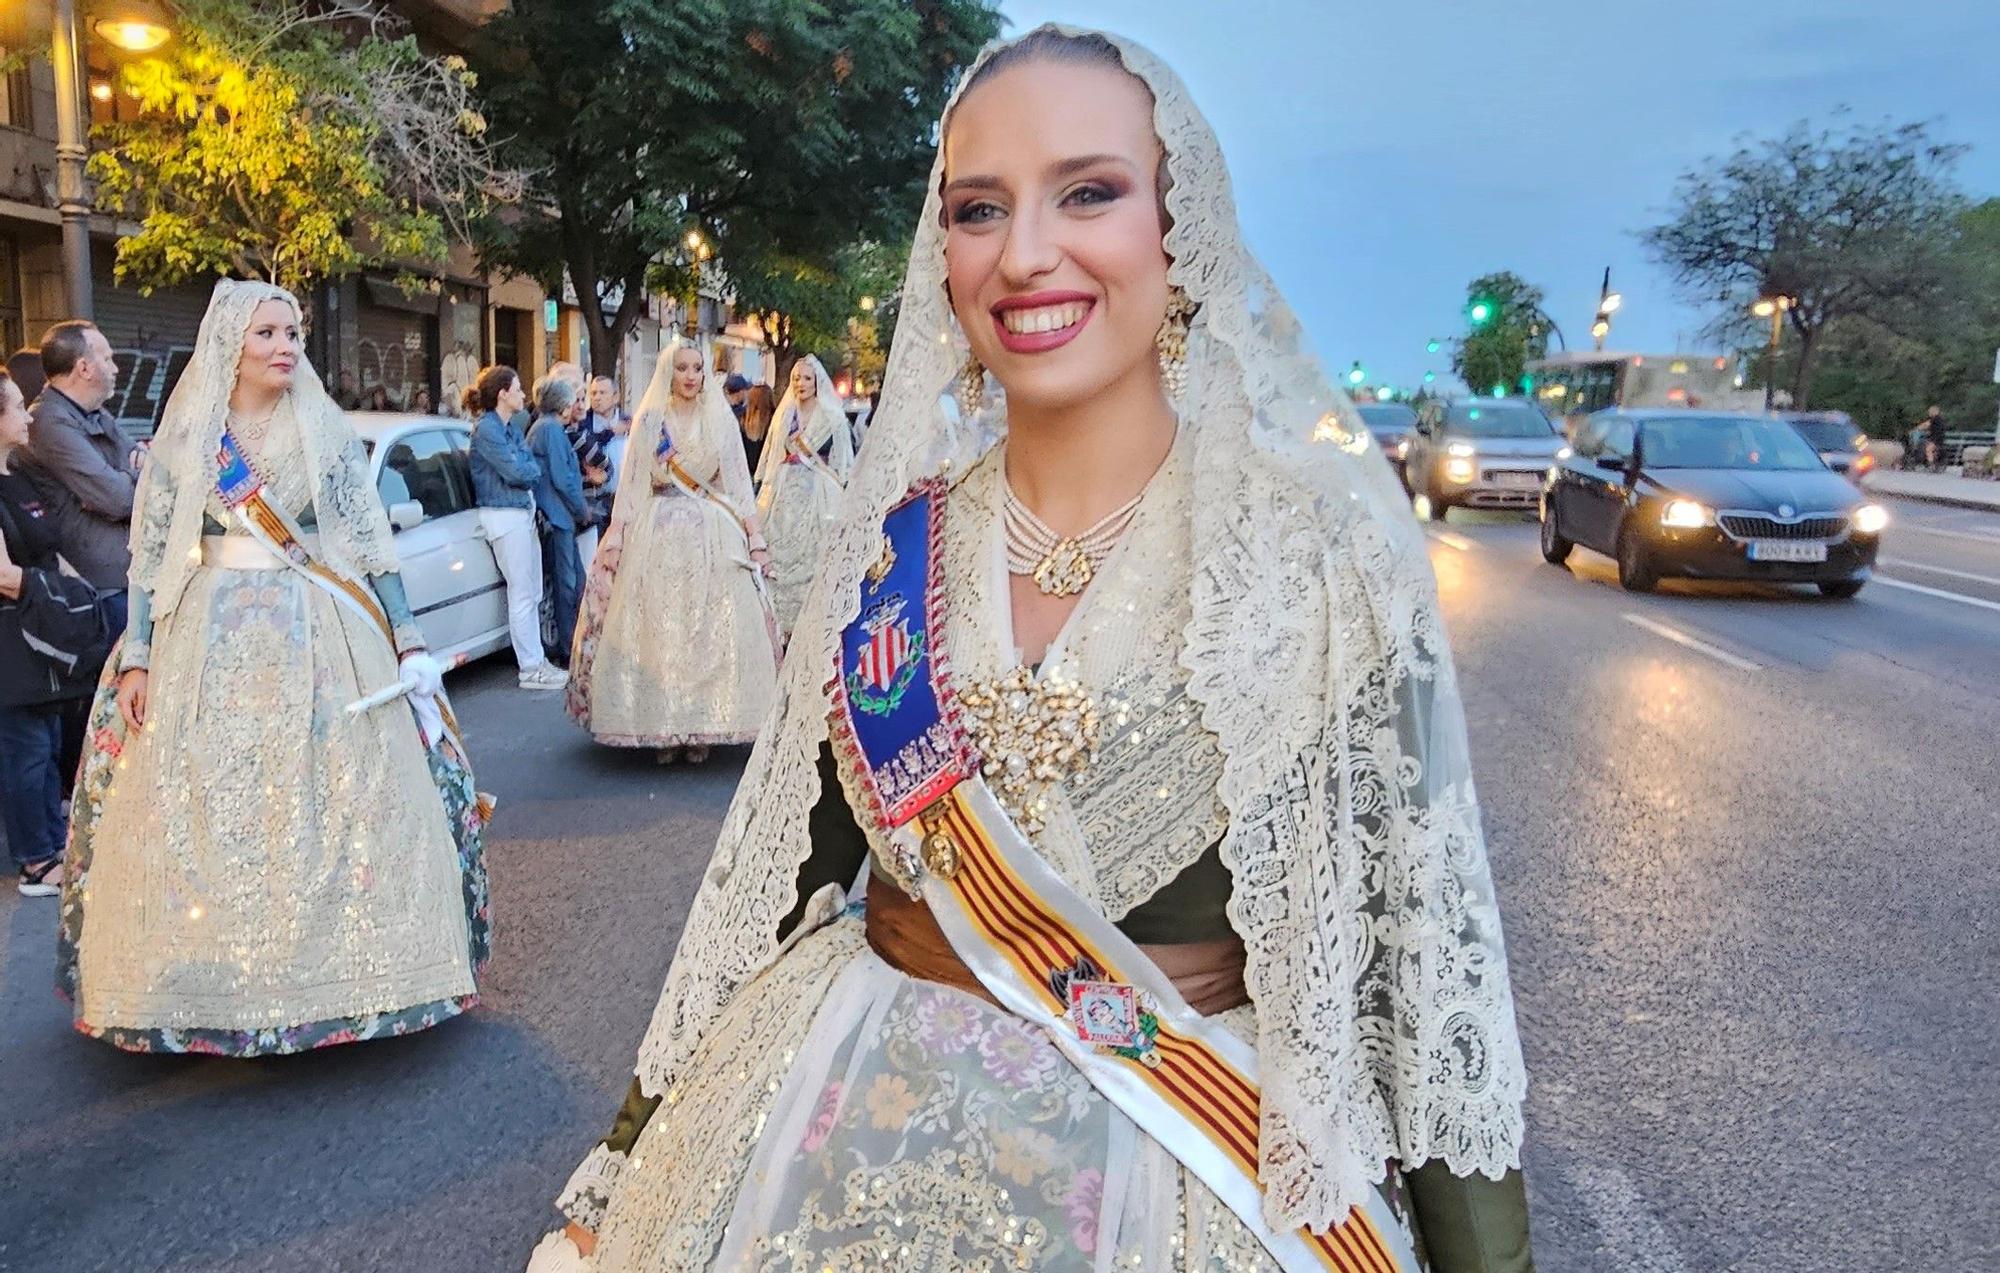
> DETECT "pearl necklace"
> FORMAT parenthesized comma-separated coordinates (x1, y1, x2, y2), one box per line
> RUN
(1003, 480, 1142, 598)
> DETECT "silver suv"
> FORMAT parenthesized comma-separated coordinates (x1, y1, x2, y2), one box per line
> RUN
(1406, 398, 1567, 519)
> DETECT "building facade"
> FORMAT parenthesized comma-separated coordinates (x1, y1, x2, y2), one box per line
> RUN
(0, 0, 756, 433)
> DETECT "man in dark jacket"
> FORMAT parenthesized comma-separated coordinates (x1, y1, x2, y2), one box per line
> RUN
(527, 376, 589, 667)
(22, 321, 138, 632)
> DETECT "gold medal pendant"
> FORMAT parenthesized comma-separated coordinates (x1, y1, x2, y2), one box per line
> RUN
(1031, 538, 1095, 597)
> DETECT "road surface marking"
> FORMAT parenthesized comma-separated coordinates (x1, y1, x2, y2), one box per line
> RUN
(1621, 613, 1763, 672)
(1879, 556, 2000, 588)
(1897, 523, 2000, 546)
(1427, 529, 1478, 551)
(1872, 576, 2000, 614)
(1567, 1161, 1696, 1273)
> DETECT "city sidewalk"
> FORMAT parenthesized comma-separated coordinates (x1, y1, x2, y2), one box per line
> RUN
(1862, 469, 2000, 512)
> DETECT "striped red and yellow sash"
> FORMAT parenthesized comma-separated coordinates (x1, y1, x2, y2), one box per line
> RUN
(221, 463, 492, 823)
(918, 781, 1413, 1273)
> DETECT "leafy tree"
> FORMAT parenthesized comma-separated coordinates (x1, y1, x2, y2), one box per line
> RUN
(89, 0, 518, 295)
(472, 0, 1001, 375)
(1642, 117, 1967, 408)
(1799, 198, 2000, 436)
(731, 239, 904, 382)
(1450, 271, 1553, 395)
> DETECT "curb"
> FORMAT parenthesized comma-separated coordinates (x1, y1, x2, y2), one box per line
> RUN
(1867, 486, 2000, 515)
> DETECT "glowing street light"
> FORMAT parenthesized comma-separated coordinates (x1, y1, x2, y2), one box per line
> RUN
(95, 1, 173, 52)
(1752, 294, 1795, 409)
(685, 229, 706, 252)
(858, 294, 876, 312)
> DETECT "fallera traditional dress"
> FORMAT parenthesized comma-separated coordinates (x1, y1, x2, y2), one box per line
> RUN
(57, 280, 490, 1056)
(754, 355, 852, 645)
(567, 346, 780, 747)
(533, 26, 1531, 1273)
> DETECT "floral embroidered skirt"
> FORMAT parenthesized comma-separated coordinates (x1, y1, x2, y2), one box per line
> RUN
(582, 921, 1423, 1271)
(55, 562, 491, 1056)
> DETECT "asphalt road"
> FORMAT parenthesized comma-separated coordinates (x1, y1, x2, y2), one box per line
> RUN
(1, 494, 1994, 1272)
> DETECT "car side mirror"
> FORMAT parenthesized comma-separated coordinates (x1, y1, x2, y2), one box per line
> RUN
(1595, 454, 1624, 473)
(388, 500, 425, 532)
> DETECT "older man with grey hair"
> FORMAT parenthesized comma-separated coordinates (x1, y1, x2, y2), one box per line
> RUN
(527, 373, 589, 666)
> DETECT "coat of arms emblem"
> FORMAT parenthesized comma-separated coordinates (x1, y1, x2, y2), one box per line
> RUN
(845, 592, 925, 716)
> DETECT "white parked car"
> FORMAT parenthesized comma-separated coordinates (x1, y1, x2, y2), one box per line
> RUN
(351, 411, 511, 665)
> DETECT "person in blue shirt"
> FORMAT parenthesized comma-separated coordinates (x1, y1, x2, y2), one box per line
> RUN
(527, 375, 589, 669)
(466, 366, 566, 690)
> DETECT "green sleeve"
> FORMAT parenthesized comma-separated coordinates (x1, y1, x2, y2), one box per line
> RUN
(601, 1076, 663, 1156)
(367, 570, 427, 656)
(119, 586, 155, 671)
(600, 740, 863, 1157)
(1406, 1163, 1535, 1273)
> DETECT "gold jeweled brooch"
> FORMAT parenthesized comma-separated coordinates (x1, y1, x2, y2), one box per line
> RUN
(958, 667, 1101, 838)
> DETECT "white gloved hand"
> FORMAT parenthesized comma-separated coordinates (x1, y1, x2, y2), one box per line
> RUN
(399, 651, 444, 699)
(399, 652, 446, 748)
(525, 1230, 594, 1272)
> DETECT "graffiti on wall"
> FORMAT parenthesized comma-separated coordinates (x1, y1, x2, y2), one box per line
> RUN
(107, 347, 195, 438)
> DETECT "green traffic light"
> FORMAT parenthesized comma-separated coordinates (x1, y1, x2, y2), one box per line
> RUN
(1423, 371, 1436, 383)
(1468, 301, 1493, 326)
(1426, 339, 1441, 354)
(1490, 384, 1506, 398)
(1347, 364, 1366, 385)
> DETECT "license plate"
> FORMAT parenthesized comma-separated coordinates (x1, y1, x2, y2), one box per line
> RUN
(1490, 471, 1541, 489)
(1747, 540, 1827, 563)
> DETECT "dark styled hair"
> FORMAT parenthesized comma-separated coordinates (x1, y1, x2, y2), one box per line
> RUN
(7, 348, 44, 404)
(743, 383, 776, 438)
(40, 320, 101, 378)
(463, 365, 518, 415)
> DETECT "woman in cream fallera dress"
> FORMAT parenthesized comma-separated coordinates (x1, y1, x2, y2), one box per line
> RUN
(753, 353, 852, 644)
(566, 343, 780, 754)
(58, 279, 489, 1056)
(530, 25, 1532, 1273)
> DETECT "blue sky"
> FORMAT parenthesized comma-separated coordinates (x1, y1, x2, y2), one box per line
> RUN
(998, 1, 2000, 393)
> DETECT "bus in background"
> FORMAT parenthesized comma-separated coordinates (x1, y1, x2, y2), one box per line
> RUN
(1527, 352, 1759, 425)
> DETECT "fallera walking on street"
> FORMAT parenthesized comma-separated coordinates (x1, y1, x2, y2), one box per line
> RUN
(0, 3, 1995, 1272)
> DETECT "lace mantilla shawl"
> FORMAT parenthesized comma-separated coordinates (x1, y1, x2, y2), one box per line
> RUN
(626, 25, 1525, 1233)
(612, 340, 757, 538)
(128, 280, 398, 619)
(754, 353, 854, 506)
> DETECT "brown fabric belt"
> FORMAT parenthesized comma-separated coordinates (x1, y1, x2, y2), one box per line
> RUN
(865, 877, 1251, 1017)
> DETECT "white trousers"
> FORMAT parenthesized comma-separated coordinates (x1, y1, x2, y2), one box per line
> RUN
(480, 506, 545, 670)
(577, 525, 599, 573)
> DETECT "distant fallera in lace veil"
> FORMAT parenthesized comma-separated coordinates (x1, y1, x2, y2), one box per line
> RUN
(627, 23, 1526, 1231)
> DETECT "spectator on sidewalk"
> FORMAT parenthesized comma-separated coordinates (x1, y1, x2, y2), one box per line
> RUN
(467, 367, 566, 691)
(527, 375, 589, 669)
(1920, 405, 1948, 471)
(1, 368, 111, 897)
(23, 321, 138, 634)
(571, 376, 620, 567)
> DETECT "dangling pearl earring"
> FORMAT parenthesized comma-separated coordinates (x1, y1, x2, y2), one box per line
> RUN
(957, 356, 987, 419)
(1157, 286, 1194, 400)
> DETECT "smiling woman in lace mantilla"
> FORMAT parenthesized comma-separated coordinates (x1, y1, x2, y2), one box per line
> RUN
(530, 25, 1532, 1273)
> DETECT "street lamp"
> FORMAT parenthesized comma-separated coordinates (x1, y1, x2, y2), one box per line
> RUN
(95, 0, 174, 52)
(1751, 294, 1793, 410)
(858, 294, 875, 313)
(1591, 267, 1621, 351)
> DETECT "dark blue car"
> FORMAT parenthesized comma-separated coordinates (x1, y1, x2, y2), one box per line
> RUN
(1540, 410, 1888, 597)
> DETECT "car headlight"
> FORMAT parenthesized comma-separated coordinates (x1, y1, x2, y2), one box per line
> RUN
(1556, 446, 1573, 460)
(1443, 457, 1477, 484)
(1852, 503, 1889, 535)
(1446, 441, 1477, 458)
(1660, 499, 1713, 529)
